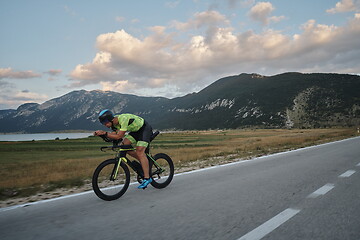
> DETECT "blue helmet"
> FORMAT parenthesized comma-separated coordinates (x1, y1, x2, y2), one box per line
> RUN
(98, 109, 114, 124)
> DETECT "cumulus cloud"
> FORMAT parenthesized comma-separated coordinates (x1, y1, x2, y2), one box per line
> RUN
(0, 68, 41, 79)
(172, 10, 230, 31)
(248, 2, 285, 25)
(69, 10, 360, 97)
(100, 80, 137, 93)
(326, 0, 359, 13)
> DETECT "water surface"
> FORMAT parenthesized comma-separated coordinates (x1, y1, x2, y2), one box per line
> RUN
(0, 132, 93, 142)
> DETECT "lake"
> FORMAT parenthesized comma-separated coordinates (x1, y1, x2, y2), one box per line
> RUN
(0, 132, 93, 142)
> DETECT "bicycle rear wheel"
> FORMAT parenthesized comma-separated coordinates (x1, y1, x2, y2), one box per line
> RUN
(149, 153, 174, 189)
(92, 159, 130, 201)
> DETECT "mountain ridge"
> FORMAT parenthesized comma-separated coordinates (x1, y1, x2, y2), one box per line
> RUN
(0, 72, 359, 133)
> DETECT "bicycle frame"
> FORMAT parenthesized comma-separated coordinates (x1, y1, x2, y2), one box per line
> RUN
(109, 145, 165, 181)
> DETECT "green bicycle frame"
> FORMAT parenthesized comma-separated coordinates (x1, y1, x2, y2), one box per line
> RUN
(112, 147, 165, 180)
(146, 153, 164, 172)
(112, 146, 134, 180)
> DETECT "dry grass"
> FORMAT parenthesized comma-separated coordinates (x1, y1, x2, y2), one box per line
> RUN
(0, 157, 102, 189)
(0, 128, 357, 202)
(152, 128, 356, 170)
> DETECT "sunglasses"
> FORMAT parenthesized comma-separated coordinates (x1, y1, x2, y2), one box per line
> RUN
(100, 120, 110, 125)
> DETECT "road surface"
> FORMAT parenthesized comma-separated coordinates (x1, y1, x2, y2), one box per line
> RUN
(1, 137, 360, 240)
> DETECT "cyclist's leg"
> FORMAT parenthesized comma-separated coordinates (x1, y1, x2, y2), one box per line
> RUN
(124, 132, 150, 178)
(123, 136, 138, 159)
(133, 121, 153, 179)
(136, 145, 150, 179)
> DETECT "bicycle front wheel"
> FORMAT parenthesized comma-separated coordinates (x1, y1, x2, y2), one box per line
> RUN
(150, 153, 174, 189)
(92, 159, 130, 201)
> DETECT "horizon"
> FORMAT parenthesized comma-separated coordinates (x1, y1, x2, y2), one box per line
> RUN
(1, 0, 360, 110)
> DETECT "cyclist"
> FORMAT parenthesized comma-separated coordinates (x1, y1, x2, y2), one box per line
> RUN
(94, 109, 153, 189)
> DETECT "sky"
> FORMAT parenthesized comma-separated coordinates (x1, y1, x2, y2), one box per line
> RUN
(1, 0, 360, 110)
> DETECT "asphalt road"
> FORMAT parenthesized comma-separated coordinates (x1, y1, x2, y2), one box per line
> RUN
(1, 137, 360, 240)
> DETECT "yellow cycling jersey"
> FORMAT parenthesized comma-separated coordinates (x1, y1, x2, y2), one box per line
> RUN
(113, 114, 144, 132)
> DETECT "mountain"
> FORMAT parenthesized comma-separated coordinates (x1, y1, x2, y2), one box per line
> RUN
(0, 91, 168, 133)
(0, 72, 359, 133)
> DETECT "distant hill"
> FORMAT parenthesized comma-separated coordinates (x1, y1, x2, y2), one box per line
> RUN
(0, 72, 359, 133)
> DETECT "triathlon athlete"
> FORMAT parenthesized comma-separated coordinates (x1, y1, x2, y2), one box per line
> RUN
(94, 109, 153, 189)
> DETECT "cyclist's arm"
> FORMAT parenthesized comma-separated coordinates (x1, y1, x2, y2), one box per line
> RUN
(106, 130, 125, 140)
(94, 130, 125, 140)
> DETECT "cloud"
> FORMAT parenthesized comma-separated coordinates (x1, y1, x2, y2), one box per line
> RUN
(12, 91, 48, 102)
(172, 10, 230, 31)
(0, 68, 41, 79)
(100, 80, 137, 93)
(0, 89, 48, 109)
(0, 79, 13, 88)
(240, 0, 256, 8)
(0, 68, 49, 108)
(70, 51, 116, 86)
(326, 0, 359, 13)
(43, 69, 62, 81)
(44, 69, 62, 76)
(69, 11, 360, 97)
(248, 2, 285, 25)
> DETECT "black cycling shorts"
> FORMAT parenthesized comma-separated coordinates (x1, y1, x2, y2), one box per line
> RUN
(125, 121, 153, 147)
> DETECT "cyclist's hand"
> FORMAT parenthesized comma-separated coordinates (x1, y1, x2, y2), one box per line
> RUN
(94, 130, 107, 136)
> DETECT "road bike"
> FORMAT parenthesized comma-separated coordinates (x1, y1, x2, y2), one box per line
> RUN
(92, 131, 174, 201)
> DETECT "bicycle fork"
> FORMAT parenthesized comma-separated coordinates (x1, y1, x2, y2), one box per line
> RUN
(110, 157, 127, 181)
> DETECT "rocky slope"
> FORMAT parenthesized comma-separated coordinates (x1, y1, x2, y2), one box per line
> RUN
(0, 72, 359, 133)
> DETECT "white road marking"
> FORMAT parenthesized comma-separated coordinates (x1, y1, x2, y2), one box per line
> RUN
(338, 170, 356, 178)
(307, 183, 335, 198)
(356, 163, 360, 167)
(237, 208, 300, 240)
(0, 190, 93, 213)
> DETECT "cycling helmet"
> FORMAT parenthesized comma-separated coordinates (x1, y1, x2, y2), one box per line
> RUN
(98, 109, 114, 124)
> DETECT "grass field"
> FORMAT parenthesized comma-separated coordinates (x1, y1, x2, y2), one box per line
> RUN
(0, 128, 357, 201)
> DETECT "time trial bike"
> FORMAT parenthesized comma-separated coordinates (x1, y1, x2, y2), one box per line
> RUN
(92, 131, 174, 201)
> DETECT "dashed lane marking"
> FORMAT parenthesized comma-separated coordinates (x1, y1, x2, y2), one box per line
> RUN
(307, 183, 335, 198)
(339, 170, 356, 178)
(237, 208, 300, 240)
